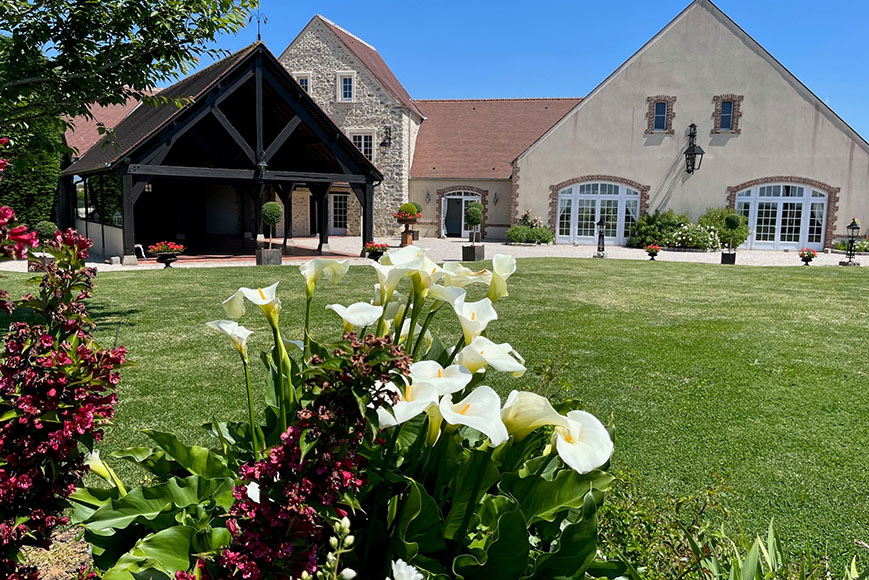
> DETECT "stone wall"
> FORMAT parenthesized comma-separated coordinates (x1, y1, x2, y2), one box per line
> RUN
(279, 18, 421, 236)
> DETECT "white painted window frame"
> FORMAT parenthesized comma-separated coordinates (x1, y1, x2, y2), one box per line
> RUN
(441, 191, 482, 238)
(336, 71, 356, 103)
(347, 129, 376, 163)
(556, 181, 640, 246)
(293, 72, 312, 93)
(734, 184, 827, 251)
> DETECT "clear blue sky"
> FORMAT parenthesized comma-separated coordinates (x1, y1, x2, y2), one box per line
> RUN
(199, 0, 869, 138)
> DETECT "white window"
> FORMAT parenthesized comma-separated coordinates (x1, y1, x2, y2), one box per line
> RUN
(556, 181, 640, 245)
(293, 72, 311, 93)
(720, 100, 733, 130)
(336, 71, 356, 102)
(734, 183, 827, 250)
(349, 130, 374, 162)
(653, 101, 668, 131)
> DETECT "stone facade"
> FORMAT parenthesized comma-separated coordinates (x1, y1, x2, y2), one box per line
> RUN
(279, 17, 422, 237)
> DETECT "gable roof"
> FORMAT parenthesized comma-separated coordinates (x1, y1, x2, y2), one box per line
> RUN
(411, 98, 580, 180)
(65, 95, 152, 159)
(516, 0, 869, 163)
(282, 15, 423, 119)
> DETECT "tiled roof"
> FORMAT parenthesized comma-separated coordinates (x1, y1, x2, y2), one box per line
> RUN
(65, 96, 151, 159)
(316, 16, 423, 119)
(411, 98, 581, 180)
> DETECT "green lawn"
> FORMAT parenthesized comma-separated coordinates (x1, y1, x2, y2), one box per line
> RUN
(2, 258, 868, 561)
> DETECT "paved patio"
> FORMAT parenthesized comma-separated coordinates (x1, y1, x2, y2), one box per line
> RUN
(0, 236, 861, 272)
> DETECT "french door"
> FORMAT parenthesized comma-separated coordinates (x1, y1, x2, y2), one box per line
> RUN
(735, 184, 827, 250)
(330, 194, 348, 236)
(556, 182, 640, 245)
(441, 192, 481, 238)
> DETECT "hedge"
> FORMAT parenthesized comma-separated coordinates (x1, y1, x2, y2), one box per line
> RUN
(0, 119, 64, 227)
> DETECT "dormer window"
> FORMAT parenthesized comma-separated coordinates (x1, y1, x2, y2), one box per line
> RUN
(336, 71, 356, 102)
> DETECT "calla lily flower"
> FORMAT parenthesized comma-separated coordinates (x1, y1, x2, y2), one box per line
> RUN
(373, 284, 408, 322)
(501, 390, 569, 440)
(427, 284, 466, 312)
(379, 245, 425, 269)
(398, 320, 432, 354)
(456, 336, 526, 376)
(372, 263, 411, 305)
(84, 450, 127, 495)
(300, 258, 350, 298)
(326, 302, 383, 332)
(376, 381, 439, 428)
(442, 262, 492, 288)
(409, 361, 472, 395)
(454, 297, 498, 343)
(223, 282, 281, 326)
(440, 385, 509, 446)
(410, 254, 445, 299)
(389, 560, 424, 580)
(486, 254, 517, 302)
(206, 320, 254, 361)
(552, 410, 613, 474)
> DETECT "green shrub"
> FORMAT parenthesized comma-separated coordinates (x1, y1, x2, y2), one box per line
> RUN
(628, 210, 690, 248)
(261, 201, 282, 226)
(411, 202, 423, 214)
(517, 209, 544, 228)
(33, 220, 57, 244)
(699, 207, 749, 250)
(833, 237, 869, 252)
(666, 223, 721, 250)
(529, 226, 554, 243)
(398, 202, 418, 216)
(464, 201, 483, 227)
(506, 225, 553, 244)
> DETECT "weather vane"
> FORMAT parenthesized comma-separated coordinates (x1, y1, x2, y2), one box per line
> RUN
(250, 8, 268, 41)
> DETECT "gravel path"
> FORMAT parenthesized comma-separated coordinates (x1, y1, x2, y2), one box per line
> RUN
(0, 236, 860, 272)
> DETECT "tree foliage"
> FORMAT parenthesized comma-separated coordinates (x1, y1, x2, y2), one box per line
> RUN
(0, 117, 63, 226)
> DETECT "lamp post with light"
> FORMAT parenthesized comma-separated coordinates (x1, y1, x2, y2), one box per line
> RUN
(840, 218, 861, 266)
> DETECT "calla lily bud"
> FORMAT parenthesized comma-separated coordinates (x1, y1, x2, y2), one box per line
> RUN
(501, 390, 569, 440)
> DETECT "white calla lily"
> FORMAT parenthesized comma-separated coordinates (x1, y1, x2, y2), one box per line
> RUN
(398, 320, 432, 354)
(456, 336, 526, 376)
(222, 282, 281, 326)
(372, 263, 411, 305)
(326, 302, 383, 332)
(389, 559, 424, 580)
(410, 254, 445, 298)
(552, 410, 613, 474)
(376, 381, 439, 428)
(442, 262, 492, 288)
(409, 361, 472, 395)
(206, 320, 254, 361)
(501, 390, 569, 440)
(299, 258, 350, 298)
(486, 254, 517, 302)
(440, 386, 509, 446)
(454, 297, 498, 343)
(427, 284, 466, 311)
(379, 245, 425, 269)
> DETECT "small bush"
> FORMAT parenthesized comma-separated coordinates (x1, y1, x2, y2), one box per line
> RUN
(465, 201, 483, 227)
(833, 237, 869, 252)
(628, 210, 690, 248)
(398, 202, 418, 215)
(506, 225, 554, 244)
(411, 202, 423, 214)
(517, 209, 544, 228)
(666, 223, 721, 250)
(261, 201, 282, 226)
(529, 226, 554, 243)
(33, 220, 57, 244)
(699, 207, 749, 250)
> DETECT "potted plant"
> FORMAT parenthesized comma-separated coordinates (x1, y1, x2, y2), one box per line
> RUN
(363, 241, 388, 261)
(394, 202, 420, 247)
(799, 247, 817, 265)
(257, 201, 283, 266)
(28, 220, 58, 271)
(462, 201, 484, 261)
(720, 213, 742, 265)
(644, 243, 661, 260)
(148, 240, 185, 268)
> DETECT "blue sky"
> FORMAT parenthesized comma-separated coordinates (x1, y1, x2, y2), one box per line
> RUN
(201, 0, 869, 138)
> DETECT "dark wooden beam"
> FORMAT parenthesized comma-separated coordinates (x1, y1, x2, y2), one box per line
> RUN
(255, 54, 264, 161)
(121, 171, 136, 257)
(362, 179, 375, 247)
(309, 182, 331, 252)
(126, 164, 367, 184)
(263, 116, 301, 162)
(212, 107, 256, 164)
(276, 183, 296, 250)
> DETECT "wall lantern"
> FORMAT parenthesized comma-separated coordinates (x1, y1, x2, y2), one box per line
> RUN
(844, 218, 862, 266)
(493, 192, 499, 205)
(255, 155, 268, 183)
(380, 127, 392, 148)
(683, 123, 705, 174)
(425, 191, 431, 205)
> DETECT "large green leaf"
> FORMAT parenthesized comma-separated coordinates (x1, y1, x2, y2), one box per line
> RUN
(394, 478, 447, 561)
(453, 502, 529, 580)
(102, 525, 195, 580)
(142, 430, 233, 479)
(443, 448, 500, 540)
(500, 468, 613, 523)
(531, 492, 598, 578)
(110, 447, 186, 479)
(68, 486, 121, 524)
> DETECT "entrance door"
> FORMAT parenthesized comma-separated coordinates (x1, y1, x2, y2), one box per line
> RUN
(441, 192, 482, 238)
(330, 194, 348, 236)
(555, 182, 640, 245)
(736, 184, 826, 250)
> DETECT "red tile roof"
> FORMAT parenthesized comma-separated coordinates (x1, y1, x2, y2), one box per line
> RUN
(316, 16, 423, 119)
(411, 98, 581, 180)
(65, 97, 148, 158)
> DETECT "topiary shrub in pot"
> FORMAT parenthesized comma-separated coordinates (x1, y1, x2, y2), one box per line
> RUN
(257, 201, 283, 266)
(463, 201, 484, 261)
(720, 212, 744, 264)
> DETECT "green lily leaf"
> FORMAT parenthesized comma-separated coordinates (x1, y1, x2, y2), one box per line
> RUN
(453, 501, 529, 580)
(443, 448, 500, 540)
(394, 478, 447, 561)
(531, 492, 598, 578)
(110, 447, 186, 479)
(68, 486, 121, 524)
(500, 468, 613, 524)
(142, 430, 233, 479)
(102, 525, 195, 580)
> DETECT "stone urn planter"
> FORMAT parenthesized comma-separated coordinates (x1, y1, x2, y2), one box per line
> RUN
(256, 248, 283, 266)
(155, 252, 179, 268)
(398, 217, 417, 247)
(367, 251, 384, 261)
(721, 252, 737, 265)
(801, 255, 814, 266)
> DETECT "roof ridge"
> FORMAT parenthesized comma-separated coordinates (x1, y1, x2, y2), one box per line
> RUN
(315, 14, 377, 51)
(415, 97, 583, 103)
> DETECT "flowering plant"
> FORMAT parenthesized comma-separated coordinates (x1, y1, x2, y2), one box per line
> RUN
(364, 241, 389, 254)
(392, 211, 421, 220)
(148, 240, 185, 254)
(0, 225, 125, 579)
(73, 248, 618, 579)
(518, 208, 545, 229)
(644, 243, 661, 256)
(799, 248, 817, 260)
(664, 223, 721, 250)
(0, 137, 9, 184)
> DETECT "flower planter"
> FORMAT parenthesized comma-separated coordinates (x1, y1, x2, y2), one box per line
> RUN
(367, 251, 384, 261)
(647, 253, 657, 261)
(397, 217, 417, 247)
(801, 256, 813, 266)
(721, 252, 737, 265)
(468, 231, 481, 244)
(256, 248, 282, 266)
(462, 245, 485, 262)
(155, 252, 179, 268)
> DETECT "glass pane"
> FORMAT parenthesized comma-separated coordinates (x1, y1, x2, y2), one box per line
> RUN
(623, 200, 639, 239)
(782, 185, 803, 197)
(577, 199, 596, 237)
(720, 101, 733, 130)
(756, 202, 778, 242)
(601, 199, 619, 237)
(735, 201, 750, 219)
(808, 202, 825, 244)
(780, 202, 802, 242)
(625, 188, 639, 196)
(558, 198, 572, 237)
(332, 195, 347, 229)
(812, 190, 825, 198)
(654, 101, 667, 130)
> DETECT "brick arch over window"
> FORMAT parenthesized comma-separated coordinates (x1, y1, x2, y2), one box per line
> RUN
(436, 185, 489, 238)
(726, 176, 840, 248)
(547, 175, 650, 230)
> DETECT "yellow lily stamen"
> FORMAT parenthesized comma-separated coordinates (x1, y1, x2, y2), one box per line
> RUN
(258, 288, 266, 300)
(565, 433, 574, 443)
(437, 368, 443, 378)
(471, 312, 476, 321)
(459, 403, 471, 415)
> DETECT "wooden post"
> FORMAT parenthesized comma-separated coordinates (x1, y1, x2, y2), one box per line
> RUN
(308, 182, 331, 253)
(363, 179, 375, 247)
(121, 169, 136, 264)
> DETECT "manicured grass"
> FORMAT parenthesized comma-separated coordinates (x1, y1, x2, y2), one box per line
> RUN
(2, 259, 868, 561)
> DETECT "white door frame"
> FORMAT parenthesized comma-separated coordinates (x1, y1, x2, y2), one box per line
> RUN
(330, 193, 348, 236)
(735, 184, 827, 250)
(441, 191, 481, 238)
(555, 182, 640, 245)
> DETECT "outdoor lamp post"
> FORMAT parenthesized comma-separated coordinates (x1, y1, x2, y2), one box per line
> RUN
(843, 218, 861, 266)
(594, 216, 607, 258)
(684, 123, 705, 174)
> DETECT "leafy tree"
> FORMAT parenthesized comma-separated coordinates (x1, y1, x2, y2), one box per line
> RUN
(0, 0, 258, 141)
(0, 117, 63, 226)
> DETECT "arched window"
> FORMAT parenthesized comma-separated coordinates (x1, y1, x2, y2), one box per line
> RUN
(556, 182, 640, 245)
(734, 183, 827, 250)
(440, 190, 482, 238)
